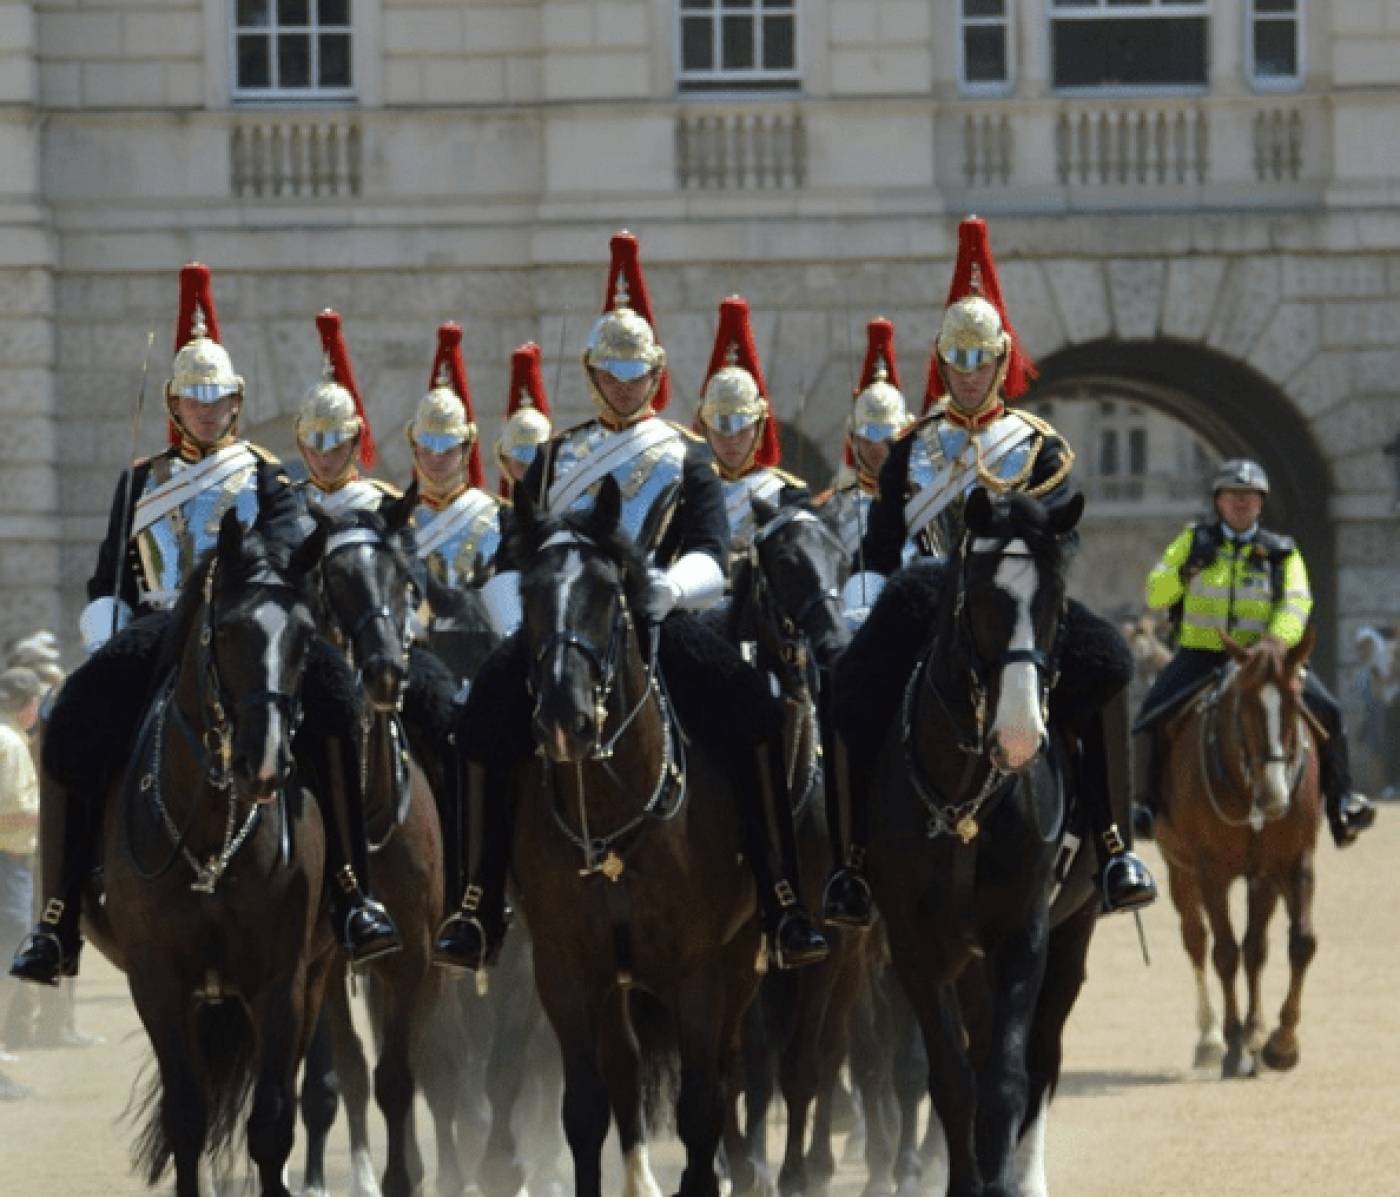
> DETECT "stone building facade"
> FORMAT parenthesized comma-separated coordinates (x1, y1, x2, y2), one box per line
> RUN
(2, 0, 1398, 682)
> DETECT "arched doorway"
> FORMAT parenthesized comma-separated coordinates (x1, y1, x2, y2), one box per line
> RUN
(1034, 338, 1337, 680)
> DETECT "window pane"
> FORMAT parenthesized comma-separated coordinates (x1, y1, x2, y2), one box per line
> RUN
(319, 32, 351, 85)
(763, 0, 793, 8)
(722, 14, 755, 69)
(278, 0, 308, 26)
(681, 17, 713, 70)
(236, 33, 271, 86)
(762, 15, 794, 69)
(236, 0, 271, 29)
(1254, 0, 1296, 10)
(1253, 22, 1297, 77)
(278, 32, 311, 86)
(1128, 428, 1147, 476)
(318, 0, 349, 26)
(963, 0, 1004, 15)
(681, 0, 712, 9)
(722, 0, 752, 8)
(1052, 18, 1207, 86)
(1099, 430, 1119, 477)
(964, 27, 1007, 83)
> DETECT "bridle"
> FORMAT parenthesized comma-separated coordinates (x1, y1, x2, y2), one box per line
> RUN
(320, 525, 420, 682)
(746, 508, 844, 679)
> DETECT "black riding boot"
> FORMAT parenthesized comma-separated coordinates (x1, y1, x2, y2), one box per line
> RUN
(322, 735, 401, 966)
(821, 733, 875, 928)
(1318, 726, 1376, 848)
(9, 781, 88, 986)
(432, 761, 513, 973)
(1130, 727, 1158, 841)
(1083, 691, 1157, 914)
(739, 740, 829, 970)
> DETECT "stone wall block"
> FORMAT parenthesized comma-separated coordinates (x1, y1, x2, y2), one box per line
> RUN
(1206, 258, 1280, 357)
(38, 11, 122, 59)
(1247, 303, 1321, 385)
(82, 61, 165, 106)
(1321, 300, 1400, 349)
(39, 62, 80, 107)
(0, 368, 55, 413)
(0, 465, 56, 511)
(830, 0, 876, 44)
(768, 310, 834, 418)
(1280, 255, 1388, 300)
(1350, 348, 1400, 396)
(0, 587, 66, 648)
(424, 56, 505, 104)
(0, 541, 59, 587)
(881, 0, 932, 42)
(995, 261, 1063, 359)
(0, 318, 52, 367)
(384, 9, 463, 54)
(0, 268, 52, 315)
(1308, 395, 1398, 463)
(540, 4, 593, 50)
(1287, 353, 1354, 420)
(1337, 521, 1400, 566)
(1339, 567, 1400, 613)
(123, 11, 200, 57)
(1107, 259, 1166, 341)
(1042, 259, 1110, 345)
(461, 6, 539, 54)
(593, 1, 648, 49)
(1161, 257, 1228, 341)
(0, 414, 55, 462)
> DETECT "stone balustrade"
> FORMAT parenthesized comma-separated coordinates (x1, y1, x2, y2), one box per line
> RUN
(229, 119, 363, 200)
(675, 106, 807, 191)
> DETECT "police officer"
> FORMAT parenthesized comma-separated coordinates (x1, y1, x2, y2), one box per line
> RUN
(1135, 459, 1376, 847)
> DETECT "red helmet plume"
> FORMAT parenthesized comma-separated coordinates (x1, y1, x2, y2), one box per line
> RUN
(506, 342, 550, 419)
(315, 309, 376, 468)
(428, 322, 484, 490)
(173, 262, 221, 353)
(858, 317, 901, 394)
(602, 231, 671, 411)
(699, 295, 780, 469)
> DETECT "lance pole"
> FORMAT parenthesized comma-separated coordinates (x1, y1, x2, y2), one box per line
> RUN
(111, 331, 156, 638)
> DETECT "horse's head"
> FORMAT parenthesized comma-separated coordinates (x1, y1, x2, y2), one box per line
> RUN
(739, 498, 851, 681)
(512, 476, 651, 763)
(1219, 627, 1315, 819)
(202, 510, 325, 802)
(317, 487, 423, 712)
(959, 487, 1082, 774)
(424, 570, 499, 687)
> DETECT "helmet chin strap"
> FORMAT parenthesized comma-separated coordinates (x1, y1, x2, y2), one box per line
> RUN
(591, 367, 659, 431)
(936, 359, 1006, 428)
(169, 394, 241, 459)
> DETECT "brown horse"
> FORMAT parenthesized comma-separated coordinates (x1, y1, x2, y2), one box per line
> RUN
(1154, 630, 1322, 1079)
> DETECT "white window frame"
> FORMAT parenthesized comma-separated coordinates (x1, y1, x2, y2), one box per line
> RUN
(229, 0, 356, 103)
(675, 0, 801, 93)
(1246, 0, 1304, 93)
(1048, 0, 1211, 98)
(959, 0, 1015, 98)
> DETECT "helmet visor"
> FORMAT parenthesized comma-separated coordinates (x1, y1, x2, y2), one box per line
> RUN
(414, 431, 466, 454)
(179, 383, 241, 405)
(704, 410, 762, 437)
(595, 358, 654, 383)
(939, 345, 995, 373)
(853, 419, 900, 443)
(506, 442, 541, 467)
(301, 428, 353, 452)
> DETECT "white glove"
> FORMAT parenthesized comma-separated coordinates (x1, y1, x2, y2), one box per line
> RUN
(662, 551, 726, 612)
(79, 596, 132, 656)
(480, 570, 523, 638)
(645, 567, 680, 624)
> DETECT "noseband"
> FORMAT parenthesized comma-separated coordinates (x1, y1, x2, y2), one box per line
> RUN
(322, 526, 419, 675)
(748, 509, 843, 674)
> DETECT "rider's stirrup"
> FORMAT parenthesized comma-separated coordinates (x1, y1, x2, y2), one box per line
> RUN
(820, 856, 874, 929)
(768, 882, 830, 970)
(1099, 841, 1157, 915)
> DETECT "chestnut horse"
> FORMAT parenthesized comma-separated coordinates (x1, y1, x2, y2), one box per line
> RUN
(1154, 630, 1322, 1079)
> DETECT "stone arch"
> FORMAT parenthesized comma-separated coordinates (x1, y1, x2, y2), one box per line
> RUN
(1034, 337, 1337, 679)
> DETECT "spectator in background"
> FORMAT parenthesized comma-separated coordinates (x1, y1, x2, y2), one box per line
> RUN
(1379, 626, 1400, 801)
(1352, 627, 1391, 798)
(0, 666, 41, 1100)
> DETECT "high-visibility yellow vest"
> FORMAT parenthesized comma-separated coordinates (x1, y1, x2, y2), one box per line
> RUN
(1145, 523, 1311, 651)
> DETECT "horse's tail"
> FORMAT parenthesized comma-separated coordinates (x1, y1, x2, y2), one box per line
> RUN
(131, 999, 257, 1184)
(629, 989, 680, 1135)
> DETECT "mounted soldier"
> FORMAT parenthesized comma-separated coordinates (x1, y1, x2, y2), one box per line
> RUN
(431, 230, 829, 973)
(10, 264, 398, 986)
(297, 309, 400, 517)
(821, 217, 1157, 928)
(818, 317, 914, 567)
(408, 323, 507, 592)
(495, 341, 552, 500)
(694, 295, 808, 567)
(1133, 458, 1376, 847)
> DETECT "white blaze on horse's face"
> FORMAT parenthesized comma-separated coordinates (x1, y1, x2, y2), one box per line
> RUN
(1259, 682, 1291, 818)
(252, 601, 292, 784)
(976, 537, 1046, 772)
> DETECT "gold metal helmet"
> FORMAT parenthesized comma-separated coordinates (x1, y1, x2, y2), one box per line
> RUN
(296, 359, 362, 453)
(170, 315, 244, 403)
(699, 364, 766, 436)
(850, 366, 912, 444)
(408, 377, 477, 453)
(497, 405, 551, 470)
(584, 306, 667, 384)
(936, 296, 1009, 374)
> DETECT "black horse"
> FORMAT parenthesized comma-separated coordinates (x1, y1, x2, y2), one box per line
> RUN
(720, 500, 869, 1197)
(496, 477, 764, 1197)
(92, 513, 330, 1196)
(852, 488, 1084, 1197)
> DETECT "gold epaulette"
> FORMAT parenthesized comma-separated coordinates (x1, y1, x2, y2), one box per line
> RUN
(246, 442, 280, 464)
(769, 466, 808, 490)
(665, 419, 704, 443)
(367, 478, 403, 500)
(1009, 409, 1076, 498)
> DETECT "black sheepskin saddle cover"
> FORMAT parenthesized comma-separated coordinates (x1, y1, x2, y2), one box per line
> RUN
(831, 559, 1133, 760)
(456, 610, 784, 770)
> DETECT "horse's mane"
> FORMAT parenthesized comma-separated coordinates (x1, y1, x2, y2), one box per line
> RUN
(512, 503, 654, 629)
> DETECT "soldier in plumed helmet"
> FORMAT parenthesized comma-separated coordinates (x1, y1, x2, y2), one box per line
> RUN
(822, 217, 1157, 928)
(297, 309, 400, 516)
(10, 264, 400, 987)
(432, 231, 830, 974)
(408, 324, 507, 592)
(695, 295, 808, 568)
(495, 342, 553, 499)
(1134, 458, 1376, 847)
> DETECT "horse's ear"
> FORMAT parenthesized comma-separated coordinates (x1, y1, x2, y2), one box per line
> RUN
(288, 518, 329, 578)
(964, 487, 995, 536)
(1220, 630, 1249, 664)
(382, 483, 417, 536)
(590, 475, 622, 538)
(1048, 491, 1085, 537)
(752, 496, 779, 528)
(513, 479, 541, 545)
(1284, 626, 1316, 677)
(216, 508, 244, 565)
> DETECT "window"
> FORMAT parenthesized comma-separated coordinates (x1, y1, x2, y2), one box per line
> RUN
(1050, 0, 1208, 91)
(1099, 428, 1120, 477)
(678, 0, 798, 91)
(1250, 0, 1302, 88)
(233, 0, 353, 97)
(960, 0, 1012, 94)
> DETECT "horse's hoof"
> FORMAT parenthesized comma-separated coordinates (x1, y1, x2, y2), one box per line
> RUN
(1193, 1039, 1226, 1070)
(349, 1148, 384, 1197)
(1221, 1051, 1257, 1080)
(1261, 1033, 1300, 1072)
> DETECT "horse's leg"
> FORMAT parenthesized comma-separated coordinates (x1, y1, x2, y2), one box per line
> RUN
(525, 1015, 569, 1197)
(776, 978, 822, 1197)
(1261, 849, 1318, 1072)
(674, 977, 731, 1197)
(299, 1008, 339, 1197)
(248, 974, 309, 1197)
(1167, 862, 1223, 1069)
(848, 972, 896, 1197)
(598, 989, 665, 1197)
(417, 983, 472, 1197)
(734, 994, 773, 1197)
(129, 970, 208, 1197)
(554, 1016, 612, 1197)
(892, 993, 932, 1197)
(326, 970, 381, 1197)
(1200, 866, 1250, 1079)
(1240, 874, 1280, 1058)
(372, 967, 426, 1197)
(900, 971, 975, 1197)
(479, 940, 537, 1197)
